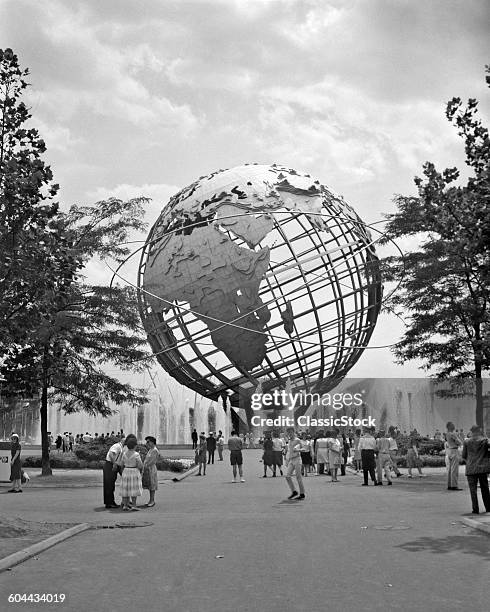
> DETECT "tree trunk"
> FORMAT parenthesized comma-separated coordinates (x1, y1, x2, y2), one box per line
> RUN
(40, 348, 51, 476)
(474, 329, 484, 430)
(475, 360, 483, 430)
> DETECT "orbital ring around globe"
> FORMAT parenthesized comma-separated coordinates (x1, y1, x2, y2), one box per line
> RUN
(117, 216, 388, 350)
(110, 213, 405, 317)
(117, 164, 399, 409)
(107, 215, 403, 356)
(108, 213, 400, 356)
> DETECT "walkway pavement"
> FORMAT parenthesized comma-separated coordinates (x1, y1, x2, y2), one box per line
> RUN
(1, 451, 488, 612)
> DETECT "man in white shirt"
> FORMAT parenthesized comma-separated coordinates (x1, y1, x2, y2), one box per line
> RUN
(388, 427, 402, 477)
(446, 422, 463, 491)
(376, 431, 393, 485)
(284, 428, 305, 500)
(216, 430, 225, 461)
(272, 432, 284, 476)
(358, 428, 378, 486)
(103, 437, 125, 508)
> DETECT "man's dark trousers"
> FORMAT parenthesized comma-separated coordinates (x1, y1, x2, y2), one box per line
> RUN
(467, 473, 490, 513)
(361, 449, 377, 485)
(103, 460, 118, 506)
(207, 450, 215, 464)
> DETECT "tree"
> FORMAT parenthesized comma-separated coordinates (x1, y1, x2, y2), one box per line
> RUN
(1, 49, 153, 474)
(1, 197, 154, 474)
(0, 47, 63, 349)
(382, 66, 490, 429)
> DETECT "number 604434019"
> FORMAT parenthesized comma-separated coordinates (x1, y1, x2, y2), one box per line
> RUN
(8, 593, 66, 603)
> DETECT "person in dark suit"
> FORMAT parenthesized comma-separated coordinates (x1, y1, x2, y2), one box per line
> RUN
(461, 425, 490, 514)
(103, 436, 126, 508)
(207, 432, 216, 464)
(191, 429, 198, 450)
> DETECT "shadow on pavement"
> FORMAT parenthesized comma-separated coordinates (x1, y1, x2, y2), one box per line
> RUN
(396, 533, 490, 560)
(93, 506, 122, 513)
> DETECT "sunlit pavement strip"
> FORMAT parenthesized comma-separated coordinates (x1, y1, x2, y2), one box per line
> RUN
(460, 514, 490, 535)
(0, 524, 90, 573)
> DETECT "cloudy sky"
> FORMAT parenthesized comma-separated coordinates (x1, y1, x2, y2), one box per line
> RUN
(1, 0, 489, 377)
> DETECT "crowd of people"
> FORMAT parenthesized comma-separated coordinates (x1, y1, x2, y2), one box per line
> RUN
(185, 423, 489, 512)
(191, 429, 254, 451)
(6, 421, 489, 515)
(257, 426, 405, 487)
(250, 423, 489, 511)
(50, 430, 126, 453)
(192, 430, 226, 475)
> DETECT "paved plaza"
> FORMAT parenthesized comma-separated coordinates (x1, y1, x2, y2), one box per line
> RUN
(1, 450, 488, 612)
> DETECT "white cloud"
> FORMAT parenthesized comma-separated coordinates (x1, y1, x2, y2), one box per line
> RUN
(280, 3, 345, 47)
(18, 0, 201, 134)
(256, 77, 462, 187)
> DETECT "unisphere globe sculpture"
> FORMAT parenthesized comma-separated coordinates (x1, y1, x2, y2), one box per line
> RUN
(138, 164, 382, 411)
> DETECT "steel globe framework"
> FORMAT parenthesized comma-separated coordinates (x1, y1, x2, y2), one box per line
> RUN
(137, 164, 382, 409)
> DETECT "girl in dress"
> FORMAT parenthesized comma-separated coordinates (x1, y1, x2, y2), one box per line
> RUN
(326, 430, 342, 482)
(262, 432, 274, 477)
(120, 436, 143, 511)
(142, 436, 160, 507)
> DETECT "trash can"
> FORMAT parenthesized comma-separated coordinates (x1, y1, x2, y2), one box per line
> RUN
(0, 441, 11, 482)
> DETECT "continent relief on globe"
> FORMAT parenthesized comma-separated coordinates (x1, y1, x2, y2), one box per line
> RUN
(143, 207, 274, 370)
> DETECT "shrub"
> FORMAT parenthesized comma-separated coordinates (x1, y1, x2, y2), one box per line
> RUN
(73, 436, 120, 462)
(393, 453, 463, 468)
(395, 435, 445, 456)
(74, 437, 194, 471)
(23, 447, 194, 472)
(23, 455, 82, 469)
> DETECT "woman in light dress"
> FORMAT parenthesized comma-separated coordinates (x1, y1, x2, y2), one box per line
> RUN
(315, 431, 329, 475)
(142, 436, 160, 507)
(326, 430, 342, 482)
(120, 436, 143, 511)
(9, 433, 22, 493)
